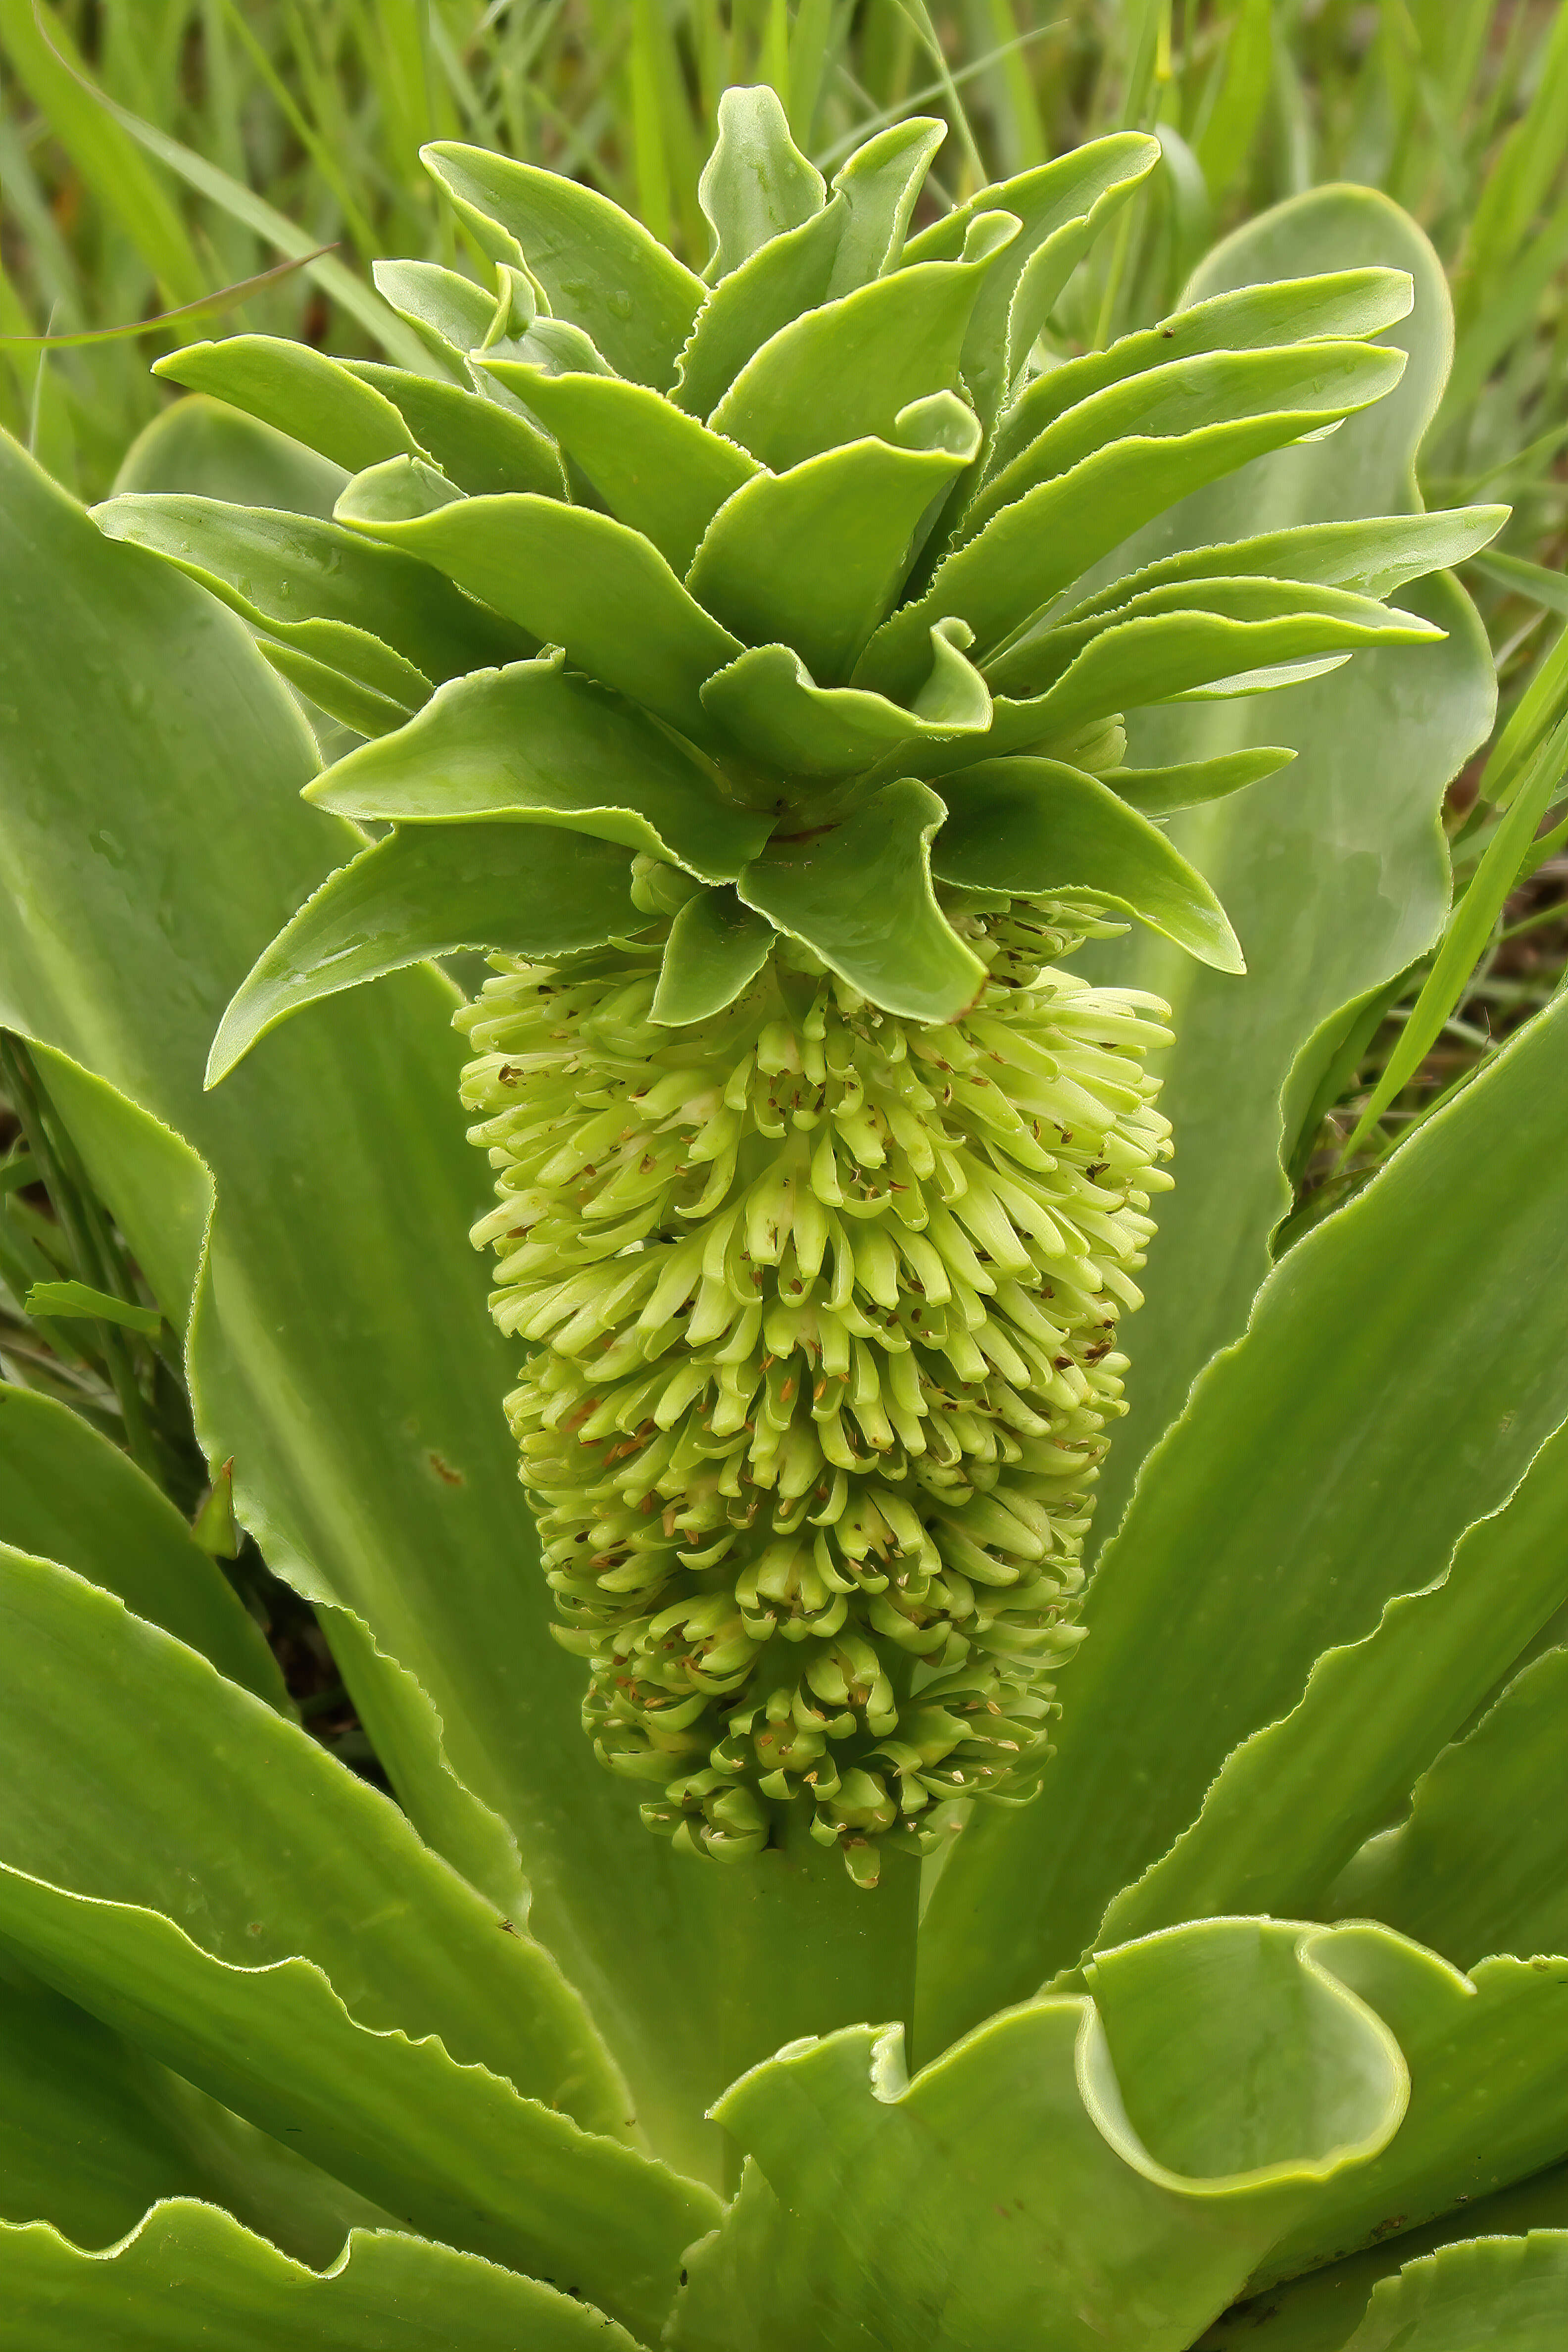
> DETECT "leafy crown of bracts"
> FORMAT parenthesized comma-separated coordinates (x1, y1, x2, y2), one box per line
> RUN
(98, 89, 1500, 1877)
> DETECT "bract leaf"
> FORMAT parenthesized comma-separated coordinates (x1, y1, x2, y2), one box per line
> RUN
(303, 660, 772, 882)
(824, 117, 947, 296)
(687, 394, 980, 683)
(904, 133, 1161, 425)
(708, 211, 1019, 470)
(0, 2202, 643, 2352)
(1338, 2231, 1568, 2352)
(372, 256, 499, 371)
(477, 360, 759, 570)
(0, 1386, 284, 1708)
(153, 337, 427, 475)
(652, 888, 776, 1025)
(0, 1541, 627, 2133)
(1113, 747, 1295, 815)
(673, 200, 845, 421)
(922, 985, 1568, 2040)
(701, 629, 989, 776)
(208, 824, 638, 1082)
(1327, 1646, 1568, 1969)
(858, 343, 1408, 692)
(421, 141, 705, 388)
(342, 359, 567, 498)
(671, 1915, 1405, 2352)
(1061, 508, 1508, 621)
(699, 85, 826, 281)
(112, 393, 347, 518)
(335, 472, 742, 743)
(738, 778, 984, 1021)
(932, 757, 1244, 972)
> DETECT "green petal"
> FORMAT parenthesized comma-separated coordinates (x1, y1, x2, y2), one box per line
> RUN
(698, 85, 826, 281)
(421, 141, 704, 389)
(208, 824, 638, 1082)
(650, 888, 775, 1025)
(153, 337, 425, 476)
(737, 777, 984, 1021)
(302, 660, 772, 882)
(932, 756, 1245, 972)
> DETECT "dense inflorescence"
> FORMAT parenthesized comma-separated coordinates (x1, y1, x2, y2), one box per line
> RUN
(457, 905, 1172, 1878)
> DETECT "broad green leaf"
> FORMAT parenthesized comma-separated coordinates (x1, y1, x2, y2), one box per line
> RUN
(208, 824, 639, 1083)
(343, 360, 567, 499)
(1256, 1930, 1568, 2288)
(302, 660, 771, 882)
(0, 1541, 627, 2132)
(922, 986, 1568, 2042)
(1327, 1648, 1568, 1968)
(1113, 747, 1295, 816)
(1059, 508, 1507, 623)
(154, 338, 427, 475)
(671, 1916, 1405, 2352)
(931, 757, 1244, 972)
(94, 495, 528, 686)
(371, 258, 499, 374)
(652, 889, 776, 1026)
(903, 134, 1161, 424)
(335, 473, 742, 744)
(1339, 2232, 1568, 2352)
(823, 117, 947, 297)
(738, 779, 983, 1021)
(672, 200, 845, 421)
(1202, 2167, 1568, 2352)
(708, 211, 1020, 471)
(1090, 1414, 1568, 1959)
(0, 1386, 283, 1707)
(421, 142, 705, 388)
(699, 85, 825, 280)
(0, 2202, 644, 2351)
(477, 361, 758, 570)
(970, 342, 1412, 542)
(858, 345, 1407, 694)
(701, 628, 990, 775)
(986, 270, 1414, 487)
(1074, 187, 1497, 1556)
(0, 1870, 709, 2336)
(111, 395, 347, 518)
(686, 394, 980, 684)
(0, 436, 729, 2179)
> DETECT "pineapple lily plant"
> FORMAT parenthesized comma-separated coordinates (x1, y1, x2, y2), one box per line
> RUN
(0, 85, 1564, 2350)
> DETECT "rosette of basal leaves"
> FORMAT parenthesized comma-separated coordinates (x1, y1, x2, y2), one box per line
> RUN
(0, 90, 1564, 2352)
(95, 90, 1502, 1884)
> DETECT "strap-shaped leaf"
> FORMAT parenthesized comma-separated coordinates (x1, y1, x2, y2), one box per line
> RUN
(208, 824, 638, 1082)
(987, 268, 1413, 486)
(1062, 507, 1508, 622)
(699, 85, 825, 280)
(93, 495, 528, 685)
(652, 888, 776, 1026)
(477, 360, 759, 570)
(1113, 747, 1295, 815)
(932, 756, 1244, 971)
(0, 2202, 643, 2351)
(421, 141, 705, 388)
(708, 210, 1019, 470)
(303, 659, 772, 882)
(112, 392, 347, 519)
(250, 630, 428, 739)
(903, 133, 1161, 425)
(1328, 1647, 1568, 1970)
(991, 574, 1443, 701)
(0, 1386, 284, 1708)
(0, 1870, 711, 2337)
(343, 360, 566, 498)
(857, 343, 1407, 692)
(969, 340, 1411, 542)
(153, 338, 427, 476)
(673, 200, 846, 421)
(671, 1916, 1405, 2352)
(1339, 2231, 1568, 2352)
(1086, 1414, 1568, 1960)
(372, 256, 500, 372)
(737, 778, 984, 1020)
(687, 393, 980, 683)
(0, 1541, 627, 2131)
(701, 626, 990, 776)
(823, 116, 947, 297)
(336, 469, 743, 742)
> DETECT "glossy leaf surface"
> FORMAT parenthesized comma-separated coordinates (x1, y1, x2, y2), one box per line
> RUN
(343, 360, 567, 499)
(1336, 2231, 1568, 2352)
(652, 889, 775, 1026)
(700, 633, 989, 775)
(154, 339, 426, 475)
